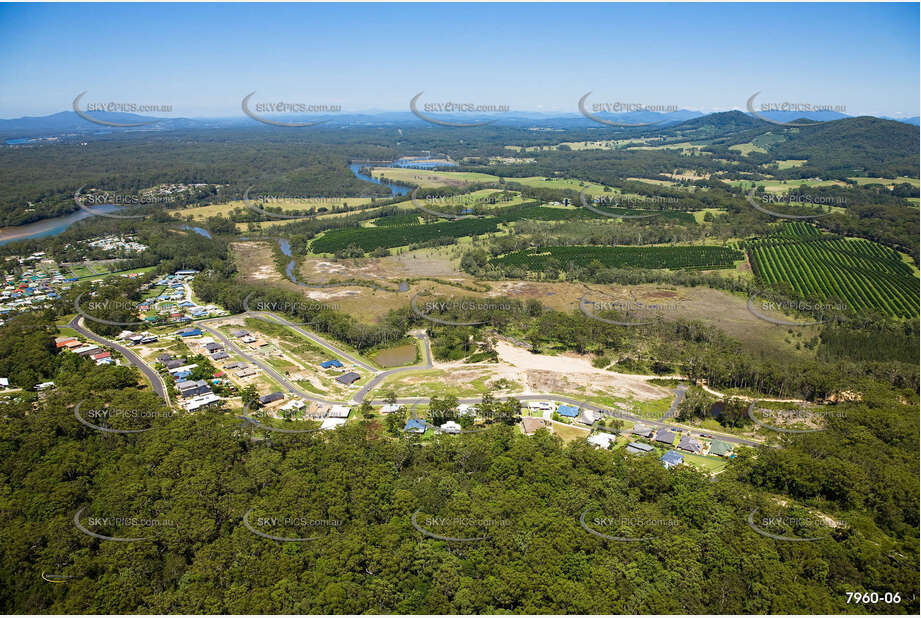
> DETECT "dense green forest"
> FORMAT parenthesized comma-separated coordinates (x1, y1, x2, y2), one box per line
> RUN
(0, 324, 917, 613)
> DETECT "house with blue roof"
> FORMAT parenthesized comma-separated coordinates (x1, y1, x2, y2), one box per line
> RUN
(660, 450, 684, 469)
(321, 359, 343, 369)
(403, 418, 427, 433)
(556, 404, 580, 418)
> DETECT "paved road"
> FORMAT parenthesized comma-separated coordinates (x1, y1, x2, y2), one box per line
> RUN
(363, 392, 760, 447)
(658, 385, 688, 422)
(68, 316, 170, 404)
(197, 311, 762, 447)
(251, 312, 377, 372)
(197, 322, 341, 406)
(353, 330, 432, 403)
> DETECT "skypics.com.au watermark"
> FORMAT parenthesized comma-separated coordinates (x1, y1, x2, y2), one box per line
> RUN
(73, 91, 173, 127)
(746, 92, 846, 127)
(748, 401, 846, 434)
(410, 92, 508, 127)
(746, 192, 843, 220)
(578, 93, 677, 127)
(242, 508, 342, 542)
(410, 292, 523, 326)
(580, 294, 682, 327)
(411, 510, 510, 542)
(747, 507, 846, 541)
(747, 291, 847, 327)
(73, 506, 177, 542)
(74, 186, 175, 220)
(74, 400, 173, 435)
(578, 189, 669, 219)
(241, 92, 340, 127)
(580, 509, 680, 542)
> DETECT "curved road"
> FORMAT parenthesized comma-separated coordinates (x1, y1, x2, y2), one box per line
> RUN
(68, 316, 170, 405)
(82, 307, 761, 448)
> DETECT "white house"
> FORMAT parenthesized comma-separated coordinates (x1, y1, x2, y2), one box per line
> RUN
(328, 405, 351, 418)
(441, 421, 462, 434)
(184, 393, 221, 411)
(320, 418, 347, 430)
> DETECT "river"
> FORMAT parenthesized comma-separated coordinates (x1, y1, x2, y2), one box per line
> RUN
(0, 205, 124, 247)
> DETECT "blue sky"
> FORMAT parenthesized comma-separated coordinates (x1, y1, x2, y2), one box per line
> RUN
(0, 2, 918, 118)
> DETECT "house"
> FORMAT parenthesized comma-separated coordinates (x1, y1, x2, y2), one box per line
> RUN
(258, 392, 284, 405)
(54, 337, 77, 348)
(577, 408, 603, 425)
(403, 418, 427, 433)
(169, 364, 198, 376)
(73, 345, 102, 356)
(211, 351, 229, 361)
(177, 379, 211, 398)
(0, 378, 9, 388)
(708, 439, 734, 457)
(320, 359, 343, 369)
(457, 403, 476, 416)
(139, 335, 158, 344)
(678, 435, 704, 453)
(224, 361, 247, 370)
(655, 429, 677, 445)
(556, 404, 580, 418)
(328, 405, 351, 418)
(240, 335, 256, 344)
(90, 351, 111, 361)
(96, 357, 114, 366)
(528, 401, 552, 412)
(157, 353, 173, 363)
(660, 450, 684, 469)
(164, 359, 184, 369)
(230, 329, 248, 338)
(441, 421, 461, 434)
(184, 393, 222, 411)
(320, 418, 347, 430)
(336, 372, 360, 386)
(35, 381, 55, 391)
(379, 403, 401, 414)
(280, 399, 306, 413)
(236, 367, 259, 378)
(177, 327, 202, 337)
(587, 432, 616, 449)
(626, 441, 654, 455)
(521, 417, 547, 435)
(203, 342, 223, 353)
(631, 423, 654, 438)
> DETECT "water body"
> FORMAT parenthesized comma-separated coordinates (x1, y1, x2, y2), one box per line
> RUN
(374, 343, 418, 367)
(180, 225, 212, 239)
(349, 163, 412, 196)
(0, 204, 124, 247)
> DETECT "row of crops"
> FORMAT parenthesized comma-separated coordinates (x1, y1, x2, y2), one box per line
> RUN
(745, 234, 919, 318)
(312, 202, 697, 253)
(492, 245, 743, 271)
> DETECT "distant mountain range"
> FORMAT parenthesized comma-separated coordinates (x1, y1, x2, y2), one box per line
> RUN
(0, 108, 917, 139)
